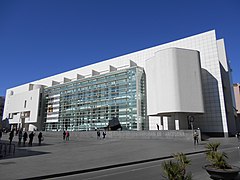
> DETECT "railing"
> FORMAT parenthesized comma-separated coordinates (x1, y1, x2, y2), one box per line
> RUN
(0, 142, 15, 158)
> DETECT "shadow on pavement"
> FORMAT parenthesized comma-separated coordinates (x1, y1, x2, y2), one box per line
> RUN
(0, 140, 51, 160)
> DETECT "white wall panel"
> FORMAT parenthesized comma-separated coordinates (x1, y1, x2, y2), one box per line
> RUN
(146, 48, 204, 114)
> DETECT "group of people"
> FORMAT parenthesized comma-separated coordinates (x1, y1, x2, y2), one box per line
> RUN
(8, 129, 43, 146)
(62, 129, 106, 141)
(97, 129, 106, 139)
(63, 130, 70, 141)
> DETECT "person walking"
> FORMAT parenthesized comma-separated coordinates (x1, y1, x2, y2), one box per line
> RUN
(9, 130, 14, 144)
(0, 129, 2, 141)
(66, 131, 69, 141)
(193, 130, 199, 146)
(29, 131, 34, 146)
(38, 132, 43, 145)
(102, 131, 106, 139)
(63, 130, 66, 140)
(18, 130, 23, 145)
(97, 129, 101, 139)
(15, 129, 19, 136)
(236, 132, 240, 141)
(23, 131, 28, 145)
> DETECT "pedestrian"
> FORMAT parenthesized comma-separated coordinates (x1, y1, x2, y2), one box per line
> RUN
(9, 130, 14, 144)
(29, 131, 34, 146)
(102, 131, 106, 139)
(63, 130, 66, 140)
(15, 129, 18, 136)
(0, 129, 2, 141)
(97, 129, 101, 139)
(23, 131, 28, 145)
(38, 132, 43, 145)
(66, 131, 69, 141)
(18, 129, 23, 145)
(236, 132, 240, 141)
(193, 130, 199, 146)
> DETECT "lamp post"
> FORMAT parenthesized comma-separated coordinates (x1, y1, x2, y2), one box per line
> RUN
(188, 115, 194, 131)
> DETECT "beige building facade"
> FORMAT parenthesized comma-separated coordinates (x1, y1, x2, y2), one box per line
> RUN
(234, 84, 240, 113)
(233, 84, 240, 124)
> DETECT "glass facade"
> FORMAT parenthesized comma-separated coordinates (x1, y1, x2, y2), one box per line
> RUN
(44, 66, 146, 131)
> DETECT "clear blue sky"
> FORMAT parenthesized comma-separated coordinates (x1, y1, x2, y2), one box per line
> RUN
(0, 0, 239, 96)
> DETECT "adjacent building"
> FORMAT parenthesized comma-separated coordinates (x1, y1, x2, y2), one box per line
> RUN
(0, 96, 4, 123)
(233, 83, 240, 126)
(2, 30, 238, 137)
(234, 84, 240, 112)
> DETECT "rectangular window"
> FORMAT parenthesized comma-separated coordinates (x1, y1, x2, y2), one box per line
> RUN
(24, 100, 27, 108)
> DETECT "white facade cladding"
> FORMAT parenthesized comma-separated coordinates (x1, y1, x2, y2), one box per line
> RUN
(2, 30, 238, 136)
(146, 48, 204, 114)
(3, 84, 44, 131)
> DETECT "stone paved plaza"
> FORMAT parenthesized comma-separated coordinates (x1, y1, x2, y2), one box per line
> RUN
(0, 132, 239, 179)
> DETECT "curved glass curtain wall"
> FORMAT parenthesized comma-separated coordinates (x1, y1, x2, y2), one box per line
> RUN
(44, 66, 146, 131)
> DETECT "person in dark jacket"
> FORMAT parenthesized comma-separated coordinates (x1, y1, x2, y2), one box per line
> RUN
(102, 131, 106, 139)
(0, 129, 2, 141)
(29, 131, 34, 146)
(38, 132, 43, 145)
(97, 129, 101, 139)
(9, 130, 14, 144)
(23, 131, 28, 145)
(63, 130, 66, 140)
(18, 130, 23, 145)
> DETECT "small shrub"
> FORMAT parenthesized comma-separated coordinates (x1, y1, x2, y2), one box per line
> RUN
(205, 142, 231, 169)
(162, 153, 192, 180)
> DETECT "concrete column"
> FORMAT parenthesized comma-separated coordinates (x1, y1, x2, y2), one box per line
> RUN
(173, 113, 189, 130)
(163, 116, 168, 130)
(175, 120, 180, 130)
(174, 113, 179, 130)
(167, 116, 175, 130)
(160, 116, 164, 130)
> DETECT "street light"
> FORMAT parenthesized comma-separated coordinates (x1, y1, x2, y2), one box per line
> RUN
(188, 115, 194, 131)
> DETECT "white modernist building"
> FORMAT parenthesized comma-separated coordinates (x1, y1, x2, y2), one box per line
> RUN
(2, 30, 238, 137)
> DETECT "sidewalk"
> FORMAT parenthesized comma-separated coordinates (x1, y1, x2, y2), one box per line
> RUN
(0, 133, 238, 179)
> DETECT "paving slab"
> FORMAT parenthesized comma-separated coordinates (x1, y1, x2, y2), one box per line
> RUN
(0, 133, 238, 180)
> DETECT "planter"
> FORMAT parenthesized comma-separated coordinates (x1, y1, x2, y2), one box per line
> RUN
(203, 165, 240, 180)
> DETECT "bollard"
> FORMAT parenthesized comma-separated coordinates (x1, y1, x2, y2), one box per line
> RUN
(0, 143, 2, 157)
(0, 143, 7, 158)
(12, 144, 15, 154)
(4, 143, 6, 156)
(8, 143, 11, 153)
